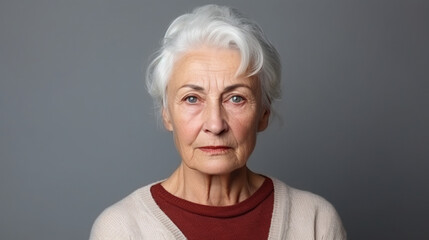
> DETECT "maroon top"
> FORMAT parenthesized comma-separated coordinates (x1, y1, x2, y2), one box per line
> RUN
(150, 177, 274, 240)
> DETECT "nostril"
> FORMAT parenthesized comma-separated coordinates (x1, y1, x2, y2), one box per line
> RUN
(203, 119, 228, 135)
(204, 124, 224, 135)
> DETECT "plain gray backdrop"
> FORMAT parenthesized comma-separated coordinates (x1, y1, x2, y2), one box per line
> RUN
(1, 0, 428, 239)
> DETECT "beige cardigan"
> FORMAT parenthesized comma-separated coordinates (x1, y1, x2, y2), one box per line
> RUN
(90, 178, 346, 239)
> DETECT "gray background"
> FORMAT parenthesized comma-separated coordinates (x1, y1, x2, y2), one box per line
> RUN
(1, 0, 428, 239)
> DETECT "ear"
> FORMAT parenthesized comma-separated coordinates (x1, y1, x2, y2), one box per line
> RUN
(162, 107, 173, 131)
(257, 108, 270, 132)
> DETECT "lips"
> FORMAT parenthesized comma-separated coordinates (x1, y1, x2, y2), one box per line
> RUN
(198, 146, 231, 154)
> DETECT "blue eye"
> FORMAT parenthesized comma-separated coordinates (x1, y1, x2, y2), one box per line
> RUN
(185, 96, 198, 104)
(230, 95, 244, 103)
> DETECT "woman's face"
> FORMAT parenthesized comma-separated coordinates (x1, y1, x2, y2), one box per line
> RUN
(163, 46, 270, 175)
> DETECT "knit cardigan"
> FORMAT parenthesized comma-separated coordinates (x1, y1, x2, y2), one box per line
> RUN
(90, 178, 346, 239)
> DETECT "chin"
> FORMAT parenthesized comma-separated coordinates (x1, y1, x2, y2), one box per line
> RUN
(193, 159, 245, 176)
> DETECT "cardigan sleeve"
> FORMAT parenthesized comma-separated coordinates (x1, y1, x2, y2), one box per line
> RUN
(88, 184, 182, 240)
(286, 187, 347, 240)
(89, 205, 134, 240)
(313, 198, 347, 240)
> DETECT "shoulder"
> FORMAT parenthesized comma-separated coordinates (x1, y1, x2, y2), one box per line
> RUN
(271, 178, 347, 240)
(89, 182, 160, 240)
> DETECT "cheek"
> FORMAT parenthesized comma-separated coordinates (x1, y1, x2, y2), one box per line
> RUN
(229, 115, 258, 143)
(230, 107, 260, 130)
(171, 103, 202, 127)
(172, 113, 201, 145)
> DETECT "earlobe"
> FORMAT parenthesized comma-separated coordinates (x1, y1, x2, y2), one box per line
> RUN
(162, 108, 173, 131)
(257, 109, 270, 132)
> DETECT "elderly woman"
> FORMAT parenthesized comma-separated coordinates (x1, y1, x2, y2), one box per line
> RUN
(90, 4, 346, 240)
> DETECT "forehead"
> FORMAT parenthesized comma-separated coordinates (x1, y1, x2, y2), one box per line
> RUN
(169, 47, 245, 86)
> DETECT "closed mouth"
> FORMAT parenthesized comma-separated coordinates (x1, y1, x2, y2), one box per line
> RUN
(198, 146, 232, 154)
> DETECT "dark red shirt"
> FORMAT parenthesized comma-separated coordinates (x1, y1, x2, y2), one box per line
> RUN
(151, 178, 274, 240)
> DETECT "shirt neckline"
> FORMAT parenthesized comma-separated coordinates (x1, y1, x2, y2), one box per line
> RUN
(151, 177, 274, 218)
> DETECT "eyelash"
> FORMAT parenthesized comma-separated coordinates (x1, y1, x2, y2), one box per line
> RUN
(184, 95, 199, 104)
(229, 95, 245, 104)
(182, 95, 246, 105)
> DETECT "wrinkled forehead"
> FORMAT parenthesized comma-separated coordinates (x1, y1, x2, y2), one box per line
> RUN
(168, 47, 258, 89)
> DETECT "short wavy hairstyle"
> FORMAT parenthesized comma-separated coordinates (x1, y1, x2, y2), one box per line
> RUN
(146, 4, 281, 115)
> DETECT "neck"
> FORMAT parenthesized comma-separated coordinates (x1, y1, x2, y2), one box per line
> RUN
(161, 164, 265, 206)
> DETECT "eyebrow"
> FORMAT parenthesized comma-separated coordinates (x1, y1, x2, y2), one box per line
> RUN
(224, 84, 252, 92)
(179, 84, 205, 92)
(179, 83, 251, 93)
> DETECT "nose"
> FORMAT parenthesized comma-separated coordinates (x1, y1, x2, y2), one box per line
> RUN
(202, 101, 228, 135)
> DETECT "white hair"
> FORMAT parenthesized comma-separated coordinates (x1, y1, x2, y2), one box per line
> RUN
(146, 4, 281, 115)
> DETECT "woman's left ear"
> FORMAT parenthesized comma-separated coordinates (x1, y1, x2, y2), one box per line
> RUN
(257, 109, 270, 132)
